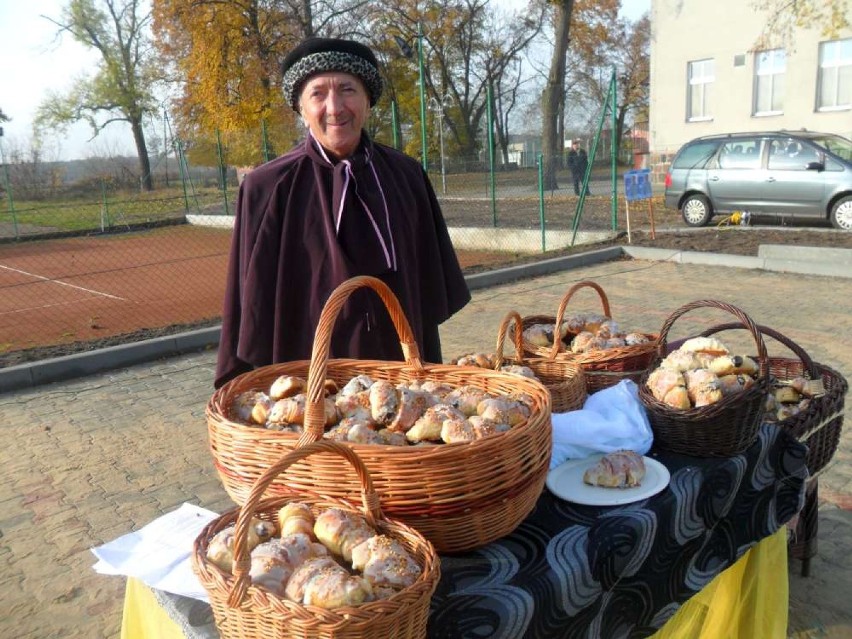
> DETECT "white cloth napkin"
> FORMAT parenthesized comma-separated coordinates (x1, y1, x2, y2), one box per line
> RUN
(549, 379, 653, 469)
(91, 502, 218, 602)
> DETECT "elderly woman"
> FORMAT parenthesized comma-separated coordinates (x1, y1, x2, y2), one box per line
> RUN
(215, 37, 471, 388)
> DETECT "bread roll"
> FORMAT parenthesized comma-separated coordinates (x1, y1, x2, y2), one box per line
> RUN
(269, 375, 306, 400)
(277, 502, 315, 538)
(249, 533, 328, 595)
(313, 508, 376, 562)
(350, 535, 421, 590)
(206, 518, 277, 573)
(679, 336, 729, 356)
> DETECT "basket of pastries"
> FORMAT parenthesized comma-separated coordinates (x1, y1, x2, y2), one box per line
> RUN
(637, 300, 770, 457)
(450, 310, 587, 413)
(520, 280, 658, 392)
(192, 440, 440, 639)
(694, 322, 847, 476)
(206, 276, 553, 553)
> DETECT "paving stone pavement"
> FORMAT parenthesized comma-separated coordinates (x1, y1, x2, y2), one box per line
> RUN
(1, 259, 851, 639)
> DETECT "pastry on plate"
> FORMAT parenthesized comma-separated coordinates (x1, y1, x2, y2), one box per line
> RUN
(583, 450, 646, 488)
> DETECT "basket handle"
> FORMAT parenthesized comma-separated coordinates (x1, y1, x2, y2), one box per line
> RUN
(493, 310, 526, 369)
(227, 440, 381, 608)
(549, 280, 612, 358)
(698, 322, 820, 379)
(297, 276, 426, 445)
(655, 300, 770, 380)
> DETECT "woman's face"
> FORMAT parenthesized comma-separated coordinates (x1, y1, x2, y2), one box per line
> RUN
(299, 72, 370, 159)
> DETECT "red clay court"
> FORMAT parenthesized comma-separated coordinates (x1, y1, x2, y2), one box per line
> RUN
(0, 223, 508, 357)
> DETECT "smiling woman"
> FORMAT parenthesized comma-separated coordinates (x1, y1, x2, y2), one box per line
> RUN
(214, 37, 471, 389)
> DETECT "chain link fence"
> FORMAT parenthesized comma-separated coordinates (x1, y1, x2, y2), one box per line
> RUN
(0, 123, 666, 361)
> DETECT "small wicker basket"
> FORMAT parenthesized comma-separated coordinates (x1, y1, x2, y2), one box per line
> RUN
(520, 280, 658, 393)
(697, 322, 847, 476)
(638, 300, 770, 457)
(490, 310, 586, 413)
(192, 440, 440, 639)
(207, 276, 553, 553)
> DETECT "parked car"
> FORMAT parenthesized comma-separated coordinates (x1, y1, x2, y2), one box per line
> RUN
(664, 131, 852, 230)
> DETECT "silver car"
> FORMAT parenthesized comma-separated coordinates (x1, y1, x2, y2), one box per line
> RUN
(664, 131, 852, 230)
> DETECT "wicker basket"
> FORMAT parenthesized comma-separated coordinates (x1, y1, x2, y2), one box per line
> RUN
(520, 280, 658, 393)
(697, 322, 847, 476)
(490, 310, 586, 413)
(637, 300, 770, 457)
(192, 440, 440, 639)
(207, 276, 553, 553)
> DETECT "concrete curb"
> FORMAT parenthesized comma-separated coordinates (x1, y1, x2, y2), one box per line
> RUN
(2, 244, 849, 393)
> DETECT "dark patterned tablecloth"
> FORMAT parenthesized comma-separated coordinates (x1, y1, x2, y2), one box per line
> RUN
(427, 423, 808, 639)
(152, 423, 807, 639)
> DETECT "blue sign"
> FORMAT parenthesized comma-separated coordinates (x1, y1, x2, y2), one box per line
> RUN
(624, 169, 652, 202)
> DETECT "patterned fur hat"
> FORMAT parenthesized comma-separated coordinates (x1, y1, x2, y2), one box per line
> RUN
(281, 37, 383, 111)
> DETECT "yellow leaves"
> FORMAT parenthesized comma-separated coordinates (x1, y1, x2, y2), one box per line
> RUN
(151, 0, 298, 164)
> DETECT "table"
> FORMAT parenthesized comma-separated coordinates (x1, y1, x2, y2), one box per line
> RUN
(122, 423, 807, 639)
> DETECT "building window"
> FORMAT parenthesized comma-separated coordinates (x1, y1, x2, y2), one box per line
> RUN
(818, 38, 852, 111)
(754, 49, 786, 115)
(687, 59, 714, 121)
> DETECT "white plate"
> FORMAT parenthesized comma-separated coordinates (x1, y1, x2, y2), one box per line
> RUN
(546, 454, 671, 506)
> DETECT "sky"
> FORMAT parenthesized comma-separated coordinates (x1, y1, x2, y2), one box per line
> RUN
(0, 0, 651, 162)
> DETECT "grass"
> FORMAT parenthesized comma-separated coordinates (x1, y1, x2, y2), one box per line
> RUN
(2, 186, 227, 233)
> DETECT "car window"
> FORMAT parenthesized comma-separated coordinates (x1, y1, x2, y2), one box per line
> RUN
(673, 140, 720, 169)
(812, 135, 852, 162)
(718, 139, 762, 169)
(768, 138, 820, 170)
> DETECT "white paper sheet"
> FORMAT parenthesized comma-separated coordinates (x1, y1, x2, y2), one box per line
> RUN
(91, 502, 218, 602)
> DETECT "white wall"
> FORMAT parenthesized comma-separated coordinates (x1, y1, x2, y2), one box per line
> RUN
(650, 0, 852, 157)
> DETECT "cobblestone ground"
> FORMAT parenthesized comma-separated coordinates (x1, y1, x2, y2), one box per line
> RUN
(1, 259, 850, 638)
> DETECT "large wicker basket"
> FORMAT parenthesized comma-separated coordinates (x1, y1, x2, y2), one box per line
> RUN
(192, 440, 440, 639)
(207, 276, 553, 553)
(638, 300, 770, 457)
(490, 310, 587, 413)
(697, 322, 847, 476)
(520, 280, 658, 393)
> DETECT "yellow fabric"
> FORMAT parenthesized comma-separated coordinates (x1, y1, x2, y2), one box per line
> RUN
(121, 528, 789, 639)
(651, 527, 789, 639)
(121, 577, 186, 639)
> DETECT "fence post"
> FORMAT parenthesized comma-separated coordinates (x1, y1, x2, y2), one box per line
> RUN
(391, 100, 401, 150)
(216, 129, 230, 216)
(610, 67, 618, 231)
(487, 83, 497, 228)
(537, 153, 546, 253)
(100, 179, 110, 231)
(0, 146, 18, 239)
(175, 139, 190, 213)
(261, 120, 271, 163)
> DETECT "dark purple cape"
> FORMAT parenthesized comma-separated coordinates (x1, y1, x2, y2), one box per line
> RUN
(214, 134, 471, 388)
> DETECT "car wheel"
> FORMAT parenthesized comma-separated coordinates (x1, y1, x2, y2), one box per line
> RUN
(830, 196, 852, 231)
(681, 194, 713, 227)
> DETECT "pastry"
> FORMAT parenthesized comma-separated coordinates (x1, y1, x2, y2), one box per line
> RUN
(350, 535, 421, 590)
(277, 502, 315, 538)
(678, 336, 730, 356)
(269, 375, 306, 400)
(313, 508, 376, 562)
(248, 533, 328, 595)
(206, 518, 277, 573)
(583, 450, 646, 488)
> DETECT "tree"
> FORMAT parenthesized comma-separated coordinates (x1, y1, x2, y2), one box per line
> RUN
(373, 0, 543, 165)
(0, 108, 9, 123)
(751, 0, 850, 50)
(541, 0, 574, 190)
(152, 0, 371, 166)
(37, 0, 159, 190)
(570, 12, 650, 163)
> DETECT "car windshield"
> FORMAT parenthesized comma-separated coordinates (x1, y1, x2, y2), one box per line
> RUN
(811, 135, 852, 161)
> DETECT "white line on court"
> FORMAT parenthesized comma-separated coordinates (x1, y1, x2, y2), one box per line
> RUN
(0, 264, 128, 301)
